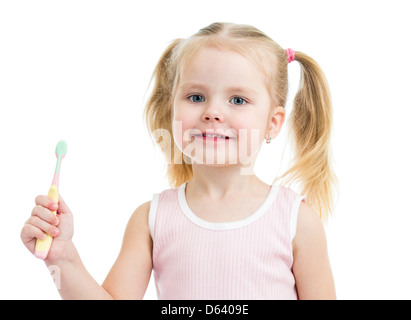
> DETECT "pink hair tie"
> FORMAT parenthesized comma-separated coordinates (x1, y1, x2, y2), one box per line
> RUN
(285, 48, 295, 63)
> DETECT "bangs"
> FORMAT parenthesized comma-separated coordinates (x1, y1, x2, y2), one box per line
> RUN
(169, 35, 278, 101)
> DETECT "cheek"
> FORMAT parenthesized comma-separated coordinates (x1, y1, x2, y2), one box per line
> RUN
(232, 114, 268, 160)
(173, 103, 198, 125)
(172, 106, 198, 152)
(233, 116, 266, 142)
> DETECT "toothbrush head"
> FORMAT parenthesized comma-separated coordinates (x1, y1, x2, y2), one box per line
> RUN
(55, 140, 68, 159)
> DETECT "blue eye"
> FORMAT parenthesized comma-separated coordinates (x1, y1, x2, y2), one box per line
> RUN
(189, 95, 205, 103)
(230, 97, 247, 105)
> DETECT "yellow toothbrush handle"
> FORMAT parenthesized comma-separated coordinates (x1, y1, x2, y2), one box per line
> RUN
(34, 185, 59, 259)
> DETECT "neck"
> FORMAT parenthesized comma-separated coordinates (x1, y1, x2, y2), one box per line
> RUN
(187, 160, 263, 199)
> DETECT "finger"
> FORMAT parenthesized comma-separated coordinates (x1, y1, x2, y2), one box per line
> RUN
(21, 223, 47, 242)
(35, 195, 58, 212)
(31, 205, 59, 226)
(57, 195, 71, 215)
(26, 216, 60, 237)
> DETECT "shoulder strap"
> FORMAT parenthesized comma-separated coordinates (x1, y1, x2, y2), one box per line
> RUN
(148, 193, 160, 240)
(290, 195, 306, 241)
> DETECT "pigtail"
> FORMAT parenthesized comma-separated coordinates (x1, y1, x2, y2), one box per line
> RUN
(144, 39, 193, 188)
(279, 52, 337, 219)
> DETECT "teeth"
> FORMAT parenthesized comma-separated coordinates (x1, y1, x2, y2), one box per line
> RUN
(191, 133, 231, 139)
(204, 134, 227, 138)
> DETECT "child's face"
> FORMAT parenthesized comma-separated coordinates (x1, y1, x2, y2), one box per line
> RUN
(172, 46, 280, 167)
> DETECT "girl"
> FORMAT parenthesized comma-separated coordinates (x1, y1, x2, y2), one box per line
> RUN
(21, 22, 337, 299)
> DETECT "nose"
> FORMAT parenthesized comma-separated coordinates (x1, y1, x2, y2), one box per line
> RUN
(202, 105, 225, 123)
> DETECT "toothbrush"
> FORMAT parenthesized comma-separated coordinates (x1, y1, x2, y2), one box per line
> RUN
(35, 140, 68, 259)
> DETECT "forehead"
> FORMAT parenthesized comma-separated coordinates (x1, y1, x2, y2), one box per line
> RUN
(177, 46, 269, 90)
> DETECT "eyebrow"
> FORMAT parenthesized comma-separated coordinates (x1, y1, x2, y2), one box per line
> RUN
(226, 86, 259, 96)
(178, 82, 208, 91)
(178, 82, 258, 96)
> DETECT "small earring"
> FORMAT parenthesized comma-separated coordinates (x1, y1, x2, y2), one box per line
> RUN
(266, 137, 272, 144)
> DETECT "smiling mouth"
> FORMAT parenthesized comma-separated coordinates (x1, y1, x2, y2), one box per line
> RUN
(192, 133, 234, 140)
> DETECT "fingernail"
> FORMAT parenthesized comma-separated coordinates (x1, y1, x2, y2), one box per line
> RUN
(51, 228, 59, 236)
(51, 203, 58, 211)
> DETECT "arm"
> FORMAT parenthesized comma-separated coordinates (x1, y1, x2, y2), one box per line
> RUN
(21, 195, 152, 300)
(21, 195, 113, 299)
(102, 201, 153, 299)
(45, 241, 113, 299)
(49, 201, 152, 299)
(292, 202, 336, 300)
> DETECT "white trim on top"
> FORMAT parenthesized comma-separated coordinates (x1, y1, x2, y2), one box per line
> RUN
(148, 193, 160, 240)
(177, 182, 279, 231)
(290, 195, 305, 241)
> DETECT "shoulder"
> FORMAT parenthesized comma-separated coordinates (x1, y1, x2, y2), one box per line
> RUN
(120, 200, 152, 247)
(127, 201, 151, 231)
(292, 202, 326, 253)
(291, 202, 336, 299)
(133, 200, 151, 217)
(116, 200, 153, 264)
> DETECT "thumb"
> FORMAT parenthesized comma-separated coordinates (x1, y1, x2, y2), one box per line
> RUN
(57, 195, 71, 215)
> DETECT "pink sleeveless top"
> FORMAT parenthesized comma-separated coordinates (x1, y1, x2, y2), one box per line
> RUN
(149, 182, 305, 300)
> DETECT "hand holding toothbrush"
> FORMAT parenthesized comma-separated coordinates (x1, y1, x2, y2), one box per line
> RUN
(21, 141, 74, 263)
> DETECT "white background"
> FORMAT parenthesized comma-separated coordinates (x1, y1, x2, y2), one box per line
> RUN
(1, 0, 410, 300)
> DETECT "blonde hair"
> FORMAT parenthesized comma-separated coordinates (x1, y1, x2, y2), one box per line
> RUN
(144, 22, 337, 219)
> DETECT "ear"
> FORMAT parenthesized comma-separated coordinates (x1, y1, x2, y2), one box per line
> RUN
(265, 106, 286, 140)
